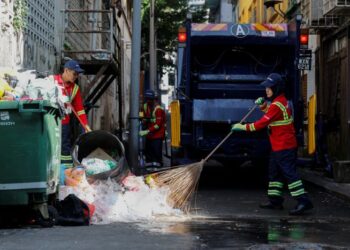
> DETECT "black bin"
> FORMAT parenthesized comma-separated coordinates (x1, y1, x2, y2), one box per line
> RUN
(71, 130, 129, 181)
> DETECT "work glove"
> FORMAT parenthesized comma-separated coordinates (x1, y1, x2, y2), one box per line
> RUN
(255, 97, 265, 106)
(231, 123, 246, 132)
(85, 125, 92, 133)
(139, 130, 150, 136)
(46, 106, 63, 125)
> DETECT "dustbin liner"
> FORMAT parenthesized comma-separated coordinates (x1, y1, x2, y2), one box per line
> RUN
(71, 130, 130, 181)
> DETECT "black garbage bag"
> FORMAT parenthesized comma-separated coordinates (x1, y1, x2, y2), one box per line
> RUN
(55, 194, 90, 226)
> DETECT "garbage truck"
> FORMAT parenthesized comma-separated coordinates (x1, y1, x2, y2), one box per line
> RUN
(170, 17, 304, 166)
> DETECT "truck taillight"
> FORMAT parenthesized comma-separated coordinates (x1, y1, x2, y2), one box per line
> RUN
(178, 26, 187, 43)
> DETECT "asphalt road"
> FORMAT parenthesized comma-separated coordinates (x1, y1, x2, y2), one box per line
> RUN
(1, 162, 350, 250)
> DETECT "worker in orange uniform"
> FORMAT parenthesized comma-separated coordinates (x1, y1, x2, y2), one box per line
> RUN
(231, 73, 313, 215)
(54, 60, 91, 168)
(139, 89, 166, 168)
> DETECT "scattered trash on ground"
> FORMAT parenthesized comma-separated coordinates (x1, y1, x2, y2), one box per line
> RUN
(0, 68, 191, 225)
(60, 147, 183, 224)
(60, 171, 183, 224)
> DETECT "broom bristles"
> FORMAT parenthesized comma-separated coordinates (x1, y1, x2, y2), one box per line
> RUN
(149, 160, 204, 212)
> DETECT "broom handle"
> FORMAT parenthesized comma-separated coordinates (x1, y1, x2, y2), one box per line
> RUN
(203, 104, 257, 163)
(66, 102, 91, 132)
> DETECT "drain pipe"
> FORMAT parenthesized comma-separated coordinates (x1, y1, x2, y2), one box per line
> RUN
(129, 0, 142, 173)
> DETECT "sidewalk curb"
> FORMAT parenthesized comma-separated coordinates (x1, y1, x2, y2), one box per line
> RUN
(299, 168, 350, 201)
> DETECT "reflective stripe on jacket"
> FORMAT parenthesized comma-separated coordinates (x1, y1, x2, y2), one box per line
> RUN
(246, 94, 297, 151)
(54, 74, 88, 126)
(142, 102, 166, 140)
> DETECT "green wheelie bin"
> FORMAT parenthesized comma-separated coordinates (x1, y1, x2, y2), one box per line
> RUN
(0, 100, 61, 226)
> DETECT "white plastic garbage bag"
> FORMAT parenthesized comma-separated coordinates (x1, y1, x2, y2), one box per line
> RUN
(82, 158, 117, 176)
(25, 75, 58, 101)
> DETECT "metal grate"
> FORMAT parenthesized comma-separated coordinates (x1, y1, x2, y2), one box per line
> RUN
(22, 0, 56, 70)
(61, 8, 117, 62)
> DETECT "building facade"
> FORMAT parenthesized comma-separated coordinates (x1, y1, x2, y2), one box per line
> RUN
(302, 0, 350, 161)
(0, 0, 132, 134)
(59, 0, 132, 133)
(0, 0, 58, 71)
(0, 0, 17, 68)
(236, 0, 298, 24)
(206, 0, 237, 23)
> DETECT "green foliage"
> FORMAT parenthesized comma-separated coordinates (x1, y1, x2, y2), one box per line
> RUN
(13, 0, 28, 32)
(141, 0, 207, 73)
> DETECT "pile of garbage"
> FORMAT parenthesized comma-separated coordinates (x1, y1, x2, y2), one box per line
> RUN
(60, 147, 182, 224)
(0, 67, 69, 119)
(1, 68, 184, 224)
(0, 68, 57, 101)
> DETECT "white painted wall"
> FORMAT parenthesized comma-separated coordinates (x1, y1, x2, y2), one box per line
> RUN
(0, 1, 17, 68)
(306, 34, 318, 101)
(0, 1, 60, 72)
(220, 0, 233, 22)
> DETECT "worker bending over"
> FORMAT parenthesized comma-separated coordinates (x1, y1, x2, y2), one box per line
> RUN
(54, 60, 91, 168)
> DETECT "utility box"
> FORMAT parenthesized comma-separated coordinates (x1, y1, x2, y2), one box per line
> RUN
(0, 100, 61, 220)
(333, 161, 350, 183)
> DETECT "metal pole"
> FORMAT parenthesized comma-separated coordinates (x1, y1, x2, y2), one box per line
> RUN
(149, 0, 155, 91)
(155, 31, 158, 96)
(129, 0, 142, 172)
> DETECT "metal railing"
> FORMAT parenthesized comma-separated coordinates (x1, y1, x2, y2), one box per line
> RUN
(302, 0, 339, 28)
(323, 0, 350, 15)
(60, 9, 118, 61)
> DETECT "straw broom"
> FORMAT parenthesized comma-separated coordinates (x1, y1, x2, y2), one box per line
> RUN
(146, 105, 258, 212)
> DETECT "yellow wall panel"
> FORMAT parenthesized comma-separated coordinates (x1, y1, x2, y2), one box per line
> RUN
(238, 0, 290, 24)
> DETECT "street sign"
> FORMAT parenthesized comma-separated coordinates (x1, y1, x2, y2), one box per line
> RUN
(298, 49, 312, 70)
(300, 49, 312, 57)
(298, 58, 311, 70)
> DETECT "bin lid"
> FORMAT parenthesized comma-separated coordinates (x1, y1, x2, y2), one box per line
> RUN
(0, 100, 57, 111)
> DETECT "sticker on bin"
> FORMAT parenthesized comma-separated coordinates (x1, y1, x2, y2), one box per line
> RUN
(0, 112, 10, 121)
(0, 112, 15, 126)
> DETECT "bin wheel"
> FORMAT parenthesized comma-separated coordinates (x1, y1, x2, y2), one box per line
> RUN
(37, 205, 58, 228)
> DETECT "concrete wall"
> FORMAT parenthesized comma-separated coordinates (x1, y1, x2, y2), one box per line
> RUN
(219, 0, 233, 22)
(0, 1, 20, 68)
(0, 0, 59, 71)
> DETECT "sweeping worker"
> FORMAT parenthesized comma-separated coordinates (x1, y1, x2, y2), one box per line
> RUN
(231, 73, 313, 215)
(139, 89, 166, 167)
(54, 60, 91, 168)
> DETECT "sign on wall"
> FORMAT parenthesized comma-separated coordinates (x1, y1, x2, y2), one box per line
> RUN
(298, 49, 312, 70)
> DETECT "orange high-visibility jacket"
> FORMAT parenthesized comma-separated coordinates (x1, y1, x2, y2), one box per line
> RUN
(246, 94, 297, 152)
(142, 102, 166, 140)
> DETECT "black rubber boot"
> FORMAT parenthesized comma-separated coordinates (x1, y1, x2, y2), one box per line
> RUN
(259, 201, 283, 210)
(289, 201, 313, 215)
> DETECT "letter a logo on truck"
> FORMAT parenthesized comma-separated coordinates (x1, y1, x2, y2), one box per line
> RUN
(231, 24, 249, 38)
